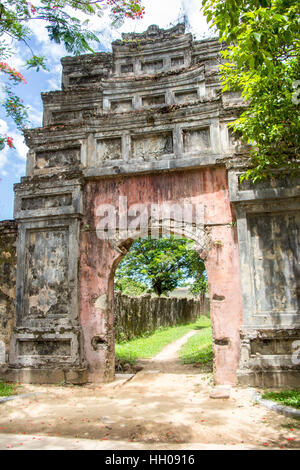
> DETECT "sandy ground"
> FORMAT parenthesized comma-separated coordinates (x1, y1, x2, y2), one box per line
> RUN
(0, 332, 299, 450)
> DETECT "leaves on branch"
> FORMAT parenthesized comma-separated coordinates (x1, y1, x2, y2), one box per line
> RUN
(202, 0, 300, 181)
(115, 237, 207, 297)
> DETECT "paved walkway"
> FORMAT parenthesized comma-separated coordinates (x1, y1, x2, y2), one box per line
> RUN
(0, 332, 299, 450)
(0, 432, 264, 450)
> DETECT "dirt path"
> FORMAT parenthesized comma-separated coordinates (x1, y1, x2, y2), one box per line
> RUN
(136, 330, 200, 373)
(0, 332, 299, 450)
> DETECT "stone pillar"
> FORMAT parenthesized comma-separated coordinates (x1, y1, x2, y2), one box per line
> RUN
(229, 169, 300, 387)
(80, 230, 118, 382)
(205, 224, 243, 385)
(0, 221, 17, 368)
(3, 175, 88, 384)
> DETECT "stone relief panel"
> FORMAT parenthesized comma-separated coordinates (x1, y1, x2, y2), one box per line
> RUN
(249, 212, 300, 315)
(52, 108, 97, 123)
(171, 56, 185, 67)
(121, 63, 133, 74)
(21, 194, 72, 211)
(175, 90, 198, 104)
(250, 337, 298, 355)
(110, 100, 133, 112)
(35, 146, 80, 172)
(52, 110, 79, 122)
(97, 137, 122, 162)
(18, 339, 71, 356)
(182, 128, 210, 153)
(131, 132, 173, 160)
(142, 94, 165, 107)
(24, 228, 70, 318)
(68, 74, 103, 86)
(141, 59, 164, 73)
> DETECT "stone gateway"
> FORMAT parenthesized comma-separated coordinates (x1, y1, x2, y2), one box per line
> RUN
(0, 24, 299, 387)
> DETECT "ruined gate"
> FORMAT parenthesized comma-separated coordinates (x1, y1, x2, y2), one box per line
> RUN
(1, 24, 299, 387)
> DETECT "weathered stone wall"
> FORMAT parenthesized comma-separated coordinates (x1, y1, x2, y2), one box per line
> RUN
(114, 292, 209, 342)
(0, 221, 17, 365)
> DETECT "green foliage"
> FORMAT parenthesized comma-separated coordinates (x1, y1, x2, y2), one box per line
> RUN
(0, 381, 18, 397)
(115, 236, 207, 297)
(115, 316, 210, 364)
(202, 0, 300, 181)
(179, 325, 213, 365)
(26, 55, 49, 72)
(115, 276, 148, 296)
(262, 389, 300, 409)
(0, 0, 144, 146)
(4, 86, 28, 131)
(189, 276, 208, 296)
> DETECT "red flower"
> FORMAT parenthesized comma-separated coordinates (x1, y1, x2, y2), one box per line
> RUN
(6, 137, 14, 148)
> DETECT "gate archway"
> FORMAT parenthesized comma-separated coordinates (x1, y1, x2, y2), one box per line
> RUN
(80, 168, 242, 384)
(2, 24, 299, 388)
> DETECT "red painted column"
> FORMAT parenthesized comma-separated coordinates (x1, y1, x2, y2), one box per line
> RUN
(205, 224, 243, 384)
(80, 231, 118, 382)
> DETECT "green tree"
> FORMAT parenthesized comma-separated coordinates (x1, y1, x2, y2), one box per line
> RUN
(202, 0, 300, 182)
(115, 236, 207, 297)
(114, 276, 148, 296)
(0, 0, 144, 149)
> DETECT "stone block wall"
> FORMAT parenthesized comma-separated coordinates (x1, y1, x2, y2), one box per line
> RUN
(114, 292, 209, 342)
(0, 221, 17, 365)
(229, 172, 300, 387)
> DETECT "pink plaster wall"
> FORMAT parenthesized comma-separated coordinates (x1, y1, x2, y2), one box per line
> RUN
(80, 167, 243, 384)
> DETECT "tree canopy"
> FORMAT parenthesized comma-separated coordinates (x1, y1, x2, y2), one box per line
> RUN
(0, 0, 144, 149)
(115, 237, 208, 297)
(202, 0, 300, 182)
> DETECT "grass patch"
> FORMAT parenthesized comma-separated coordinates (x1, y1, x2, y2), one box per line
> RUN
(179, 324, 213, 365)
(0, 382, 17, 397)
(115, 315, 211, 364)
(262, 390, 300, 410)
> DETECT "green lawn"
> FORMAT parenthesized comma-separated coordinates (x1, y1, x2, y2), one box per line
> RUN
(115, 315, 212, 365)
(179, 325, 213, 365)
(0, 382, 17, 397)
(262, 390, 300, 410)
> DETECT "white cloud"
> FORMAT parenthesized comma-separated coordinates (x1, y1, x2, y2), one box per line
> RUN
(9, 41, 32, 72)
(0, 119, 8, 135)
(45, 63, 62, 91)
(7, 131, 28, 162)
(29, 19, 52, 44)
(0, 119, 28, 180)
(46, 75, 61, 91)
(114, 0, 211, 39)
(40, 41, 66, 62)
(0, 146, 9, 173)
(12, 160, 26, 177)
(27, 104, 43, 127)
(0, 119, 10, 175)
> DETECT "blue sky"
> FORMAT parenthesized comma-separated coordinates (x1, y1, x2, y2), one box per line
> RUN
(0, 0, 213, 220)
